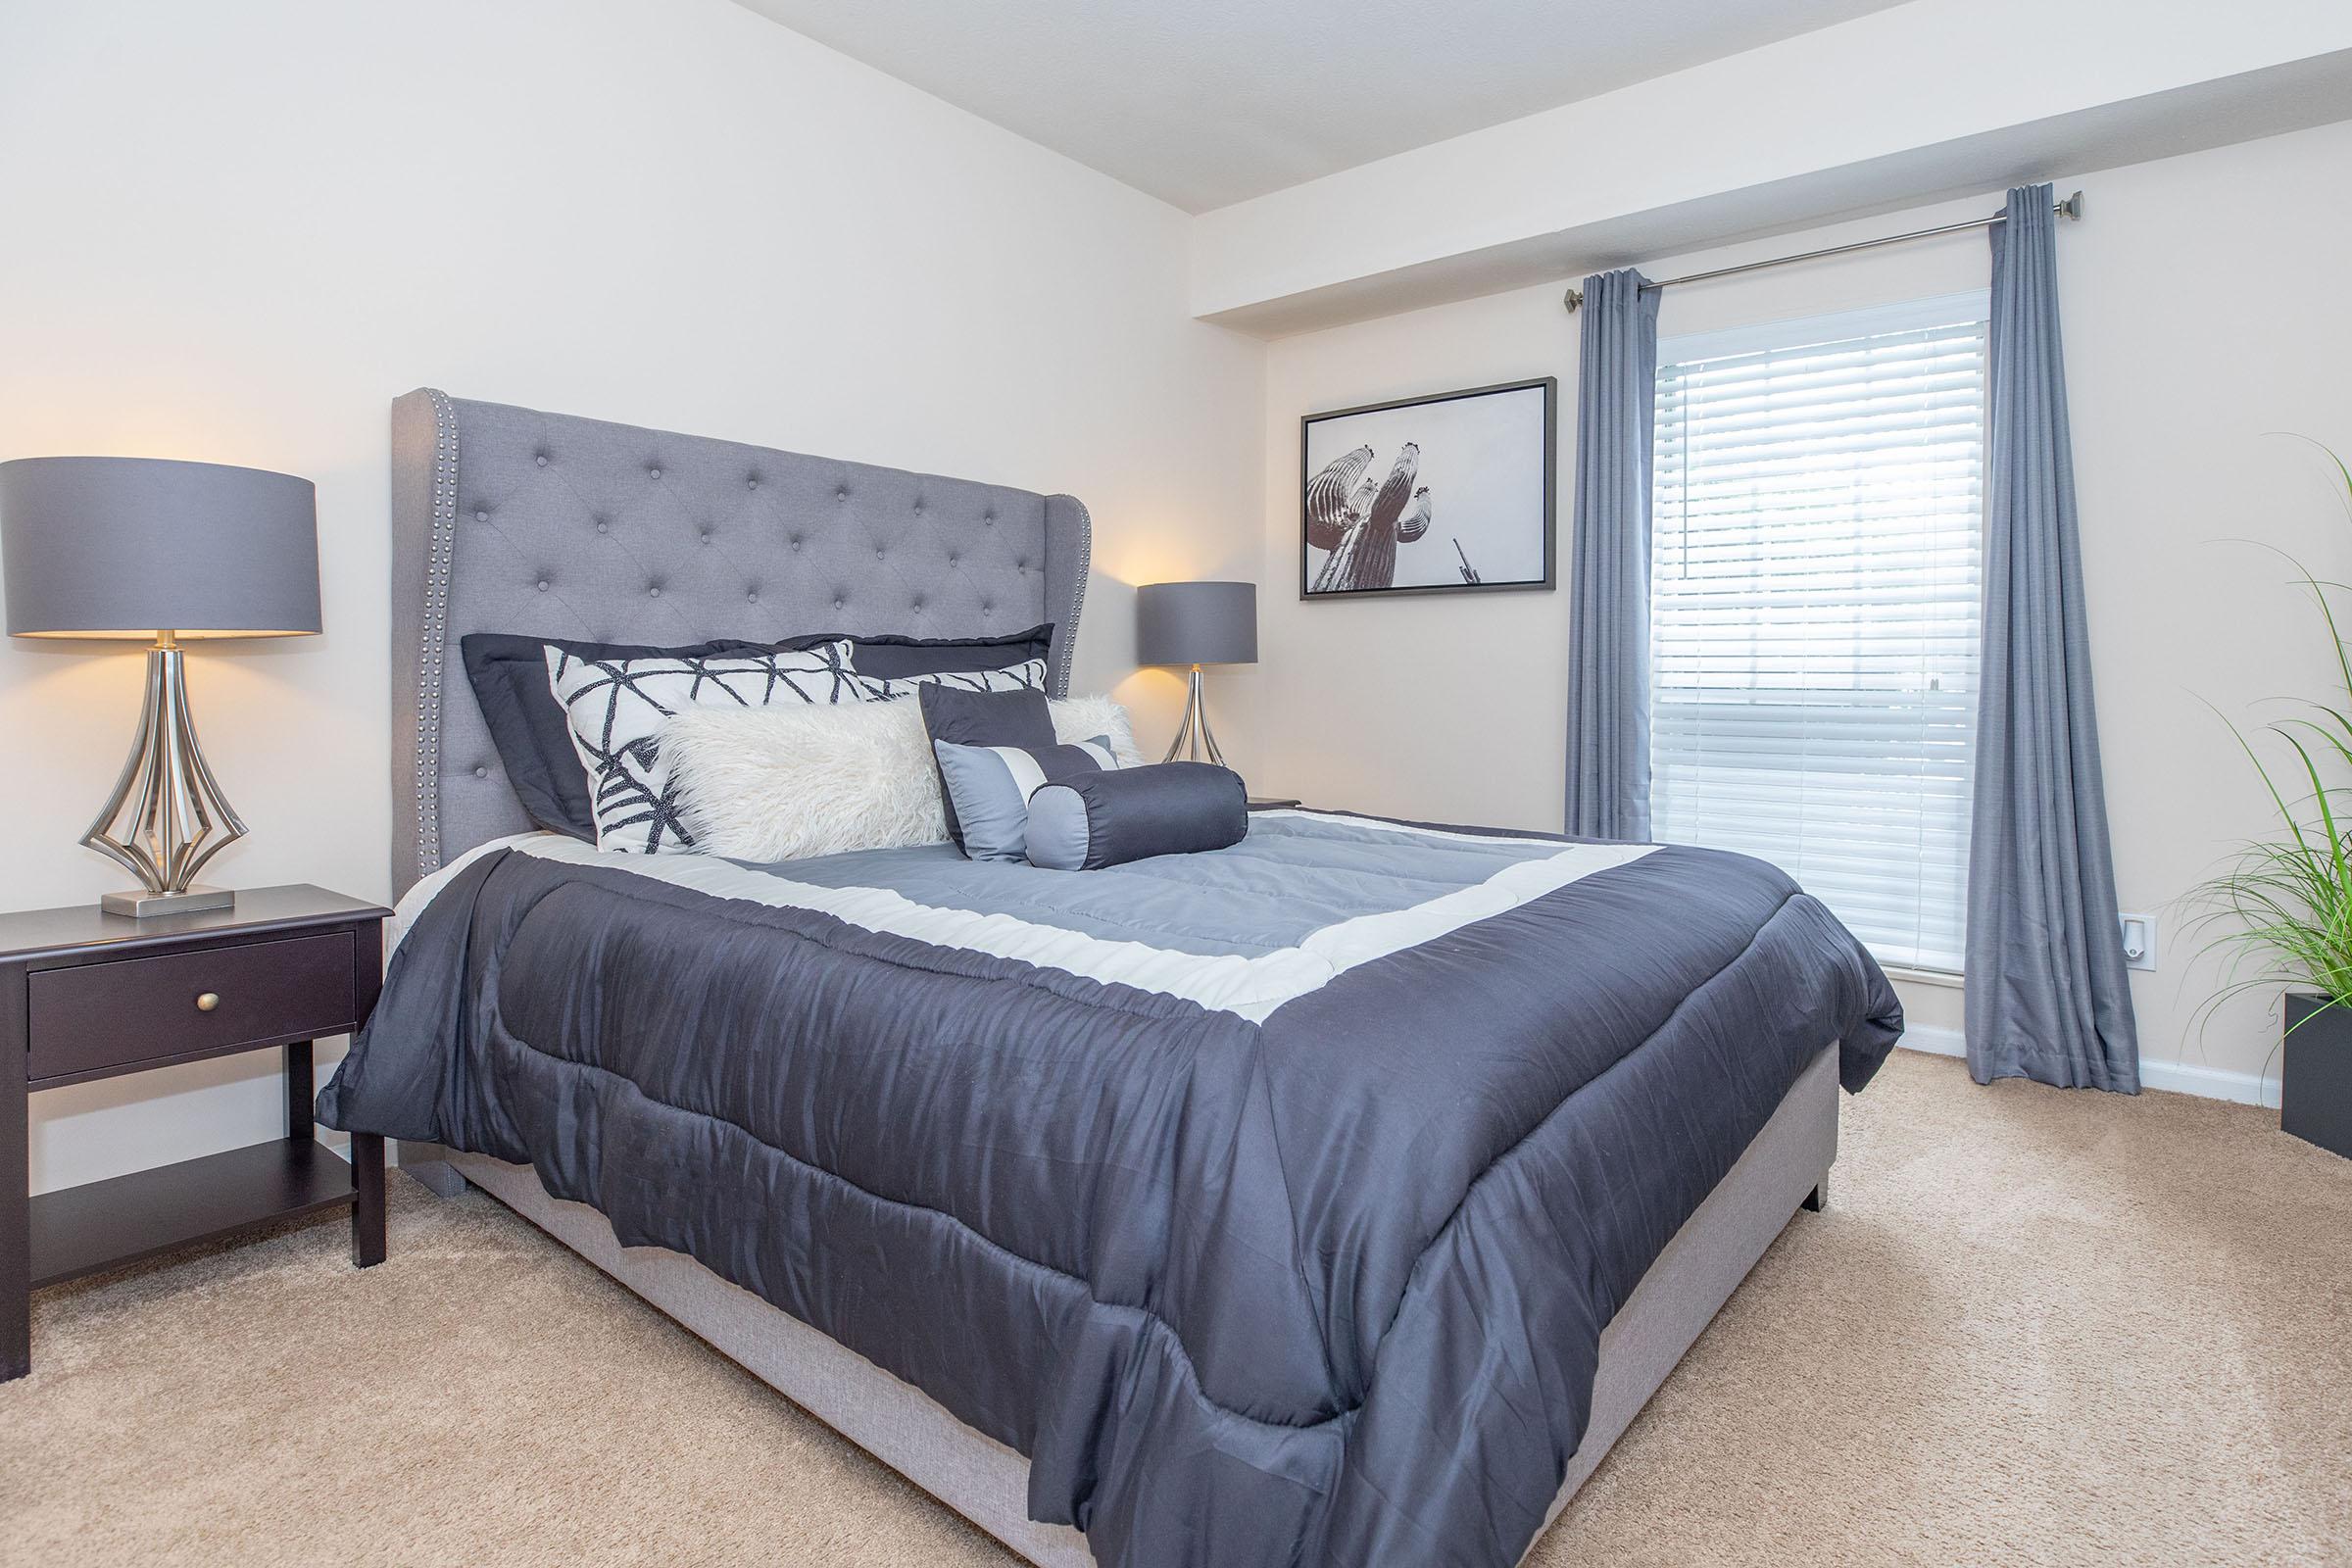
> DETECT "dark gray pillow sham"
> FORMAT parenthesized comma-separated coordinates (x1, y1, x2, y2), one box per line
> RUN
(1025, 762, 1249, 871)
(462, 631, 773, 840)
(845, 622, 1053, 680)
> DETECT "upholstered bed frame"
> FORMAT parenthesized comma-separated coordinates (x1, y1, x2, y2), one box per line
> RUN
(387, 389, 1836, 1567)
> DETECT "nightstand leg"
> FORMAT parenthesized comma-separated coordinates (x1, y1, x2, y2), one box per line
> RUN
(351, 1132, 385, 1268)
(2, 966, 28, 1381)
(283, 1040, 314, 1141)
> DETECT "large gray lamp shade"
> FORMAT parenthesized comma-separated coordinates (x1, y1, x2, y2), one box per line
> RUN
(1136, 580, 1257, 667)
(1, 456, 319, 638)
(1136, 580, 1256, 767)
(0, 455, 321, 917)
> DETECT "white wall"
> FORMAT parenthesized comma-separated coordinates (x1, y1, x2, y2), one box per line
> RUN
(1233, 119, 2352, 1095)
(0, 0, 1263, 1193)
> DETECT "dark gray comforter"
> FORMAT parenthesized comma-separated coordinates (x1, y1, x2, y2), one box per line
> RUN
(321, 813, 1900, 1567)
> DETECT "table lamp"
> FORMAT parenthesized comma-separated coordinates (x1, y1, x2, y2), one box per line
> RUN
(0, 456, 320, 916)
(1136, 580, 1256, 766)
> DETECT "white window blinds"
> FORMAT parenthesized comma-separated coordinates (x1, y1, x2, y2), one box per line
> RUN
(1649, 293, 1986, 972)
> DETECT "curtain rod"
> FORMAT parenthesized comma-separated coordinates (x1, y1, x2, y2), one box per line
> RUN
(1561, 190, 2082, 312)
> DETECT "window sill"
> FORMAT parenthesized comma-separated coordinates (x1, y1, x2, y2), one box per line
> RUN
(1883, 964, 1964, 990)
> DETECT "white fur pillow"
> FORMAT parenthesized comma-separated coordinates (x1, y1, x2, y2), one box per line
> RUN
(658, 701, 946, 861)
(1052, 695, 1147, 768)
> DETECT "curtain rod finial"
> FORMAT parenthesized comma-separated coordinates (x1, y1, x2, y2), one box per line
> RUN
(1562, 285, 1584, 313)
(2060, 189, 2084, 221)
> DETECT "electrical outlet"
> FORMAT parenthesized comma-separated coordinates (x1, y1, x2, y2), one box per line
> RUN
(2118, 912, 2157, 971)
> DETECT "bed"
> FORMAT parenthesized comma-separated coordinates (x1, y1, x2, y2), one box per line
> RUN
(326, 388, 1903, 1568)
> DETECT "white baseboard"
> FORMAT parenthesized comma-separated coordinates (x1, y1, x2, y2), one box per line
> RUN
(1895, 1026, 2279, 1108)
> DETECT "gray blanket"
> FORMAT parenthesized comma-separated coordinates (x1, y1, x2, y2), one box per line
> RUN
(321, 812, 1900, 1567)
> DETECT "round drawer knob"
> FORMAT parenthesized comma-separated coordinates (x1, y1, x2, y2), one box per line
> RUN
(195, 992, 220, 1012)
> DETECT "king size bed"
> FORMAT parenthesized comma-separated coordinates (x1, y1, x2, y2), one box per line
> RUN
(321, 388, 1902, 1568)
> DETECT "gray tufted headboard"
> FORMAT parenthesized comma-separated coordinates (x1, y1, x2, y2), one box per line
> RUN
(390, 388, 1090, 896)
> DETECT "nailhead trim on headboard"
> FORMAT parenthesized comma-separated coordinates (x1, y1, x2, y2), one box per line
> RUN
(1050, 495, 1092, 698)
(415, 388, 459, 882)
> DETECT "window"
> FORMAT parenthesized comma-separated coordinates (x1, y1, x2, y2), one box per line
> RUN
(1649, 293, 1986, 972)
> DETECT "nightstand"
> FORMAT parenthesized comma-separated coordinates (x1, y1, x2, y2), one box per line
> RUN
(1, 885, 391, 1381)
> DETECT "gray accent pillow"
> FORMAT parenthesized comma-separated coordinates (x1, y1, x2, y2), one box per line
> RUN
(1025, 762, 1250, 871)
(932, 736, 1120, 862)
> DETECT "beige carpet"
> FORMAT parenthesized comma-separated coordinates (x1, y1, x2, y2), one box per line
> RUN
(4, 1050, 2348, 1567)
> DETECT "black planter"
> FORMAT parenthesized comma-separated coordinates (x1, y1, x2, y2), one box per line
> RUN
(2282, 994, 2352, 1159)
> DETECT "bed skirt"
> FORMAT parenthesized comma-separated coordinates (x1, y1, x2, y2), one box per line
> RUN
(432, 1042, 1838, 1566)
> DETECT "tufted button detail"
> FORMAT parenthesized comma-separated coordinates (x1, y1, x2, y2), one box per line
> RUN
(747, 591, 760, 605)
(536, 580, 550, 592)
(747, 475, 760, 490)
(648, 586, 662, 598)
(947, 552, 959, 565)
(913, 500, 924, 514)
(700, 530, 712, 544)
(875, 548, 886, 560)
(836, 487, 849, 502)
(833, 598, 845, 611)
(473, 765, 489, 778)
(475, 509, 488, 521)
(649, 466, 662, 479)
(790, 538, 802, 553)
(534, 454, 549, 467)
(595, 520, 610, 534)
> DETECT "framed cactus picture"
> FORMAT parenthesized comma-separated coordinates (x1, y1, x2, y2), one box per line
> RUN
(1300, 377, 1556, 599)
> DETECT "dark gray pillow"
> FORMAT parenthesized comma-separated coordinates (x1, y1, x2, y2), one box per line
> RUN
(464, 627, 1051, 842)
(933, 736, 1120, 862)
(461, 631, 781, 840)
(1025, 763, 1249, 871)
(846, 623, 1053, 680)
(917, 682, 1056, 851)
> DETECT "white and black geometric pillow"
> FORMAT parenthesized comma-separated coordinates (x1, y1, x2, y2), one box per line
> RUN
(545, 639, 860, 855)
(856, 658, 1048, 705)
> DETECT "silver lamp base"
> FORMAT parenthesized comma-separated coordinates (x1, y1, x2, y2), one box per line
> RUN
(84, 637, 248, 918)
(1162, 664, 1227, 767)
(100, 885, 236, 918)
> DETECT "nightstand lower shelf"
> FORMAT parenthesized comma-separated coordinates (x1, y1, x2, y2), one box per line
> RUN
(29, 1135, 370, 1289)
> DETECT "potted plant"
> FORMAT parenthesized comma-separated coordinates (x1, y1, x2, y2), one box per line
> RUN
(2191, 443, 2352, 1158)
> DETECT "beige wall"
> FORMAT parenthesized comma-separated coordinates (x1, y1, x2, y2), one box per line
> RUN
(0, 0, 1264, 1192)
(1231, 119, 2352, 1094)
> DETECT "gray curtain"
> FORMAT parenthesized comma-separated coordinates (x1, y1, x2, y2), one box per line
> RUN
(1966, 183, 2139, 1092)
(1564, 269, 1661, 840)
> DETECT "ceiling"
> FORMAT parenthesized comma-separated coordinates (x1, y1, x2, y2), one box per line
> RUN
(730, 0, 1912, 213)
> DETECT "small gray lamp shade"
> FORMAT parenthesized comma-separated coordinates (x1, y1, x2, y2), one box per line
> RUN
(0, 455, 320, 917)
(1136, 580, 1257, 667)
(1, 456, 319, 638)
(1136, 580, 1256, 767)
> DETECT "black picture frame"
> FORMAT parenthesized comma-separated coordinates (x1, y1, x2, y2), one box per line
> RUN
(1298, 376, 1556, 601)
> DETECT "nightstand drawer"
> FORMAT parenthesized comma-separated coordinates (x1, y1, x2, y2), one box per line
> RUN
(26, 931, 359, 1082)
